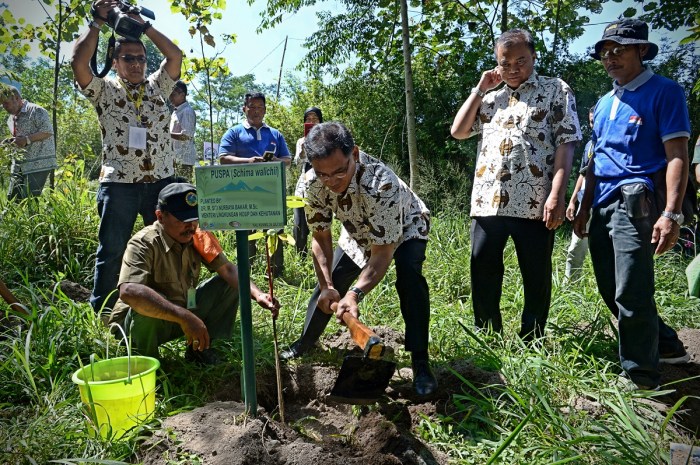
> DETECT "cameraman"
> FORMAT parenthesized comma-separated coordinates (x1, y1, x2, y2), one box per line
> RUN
(71, 0, 183, 319)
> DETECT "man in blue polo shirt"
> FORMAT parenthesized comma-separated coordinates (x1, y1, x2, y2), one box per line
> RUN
(574, 19, 691, 390)
(219, 92, 291, 277)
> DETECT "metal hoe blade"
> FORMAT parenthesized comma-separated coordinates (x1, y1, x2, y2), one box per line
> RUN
(327, 355, 397, 405)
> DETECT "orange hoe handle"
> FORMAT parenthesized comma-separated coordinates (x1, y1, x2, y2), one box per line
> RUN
(0, 277, 28, 316)
(331, 302, 385, 360)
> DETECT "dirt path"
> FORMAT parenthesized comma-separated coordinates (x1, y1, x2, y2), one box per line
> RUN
(138, 327, 700, 464)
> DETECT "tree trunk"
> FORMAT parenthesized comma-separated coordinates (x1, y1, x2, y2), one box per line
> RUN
(50, 0, 64, 189)
(501, 0, 508, 32)
(399, 0, 419, 190)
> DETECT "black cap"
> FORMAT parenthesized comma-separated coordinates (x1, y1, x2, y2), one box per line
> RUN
(157, 183, 199, 222)
(304, 107, 323, 123)
(590, 19, 658, 60)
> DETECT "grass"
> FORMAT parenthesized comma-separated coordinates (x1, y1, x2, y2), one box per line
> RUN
(1, 174, 699, 464)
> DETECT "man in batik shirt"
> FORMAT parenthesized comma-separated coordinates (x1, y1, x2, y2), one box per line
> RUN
(451, 28, 581, 340)
(281, 122, 437, 396)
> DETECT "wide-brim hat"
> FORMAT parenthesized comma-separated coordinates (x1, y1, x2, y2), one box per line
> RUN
(590, 19, 658, 60)
(157, 182, 199, 222)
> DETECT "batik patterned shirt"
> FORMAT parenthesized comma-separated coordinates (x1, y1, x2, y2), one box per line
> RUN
(470, 71, 581, 219)
(303, 151, 430, 268)
(77, 67, 176, 183)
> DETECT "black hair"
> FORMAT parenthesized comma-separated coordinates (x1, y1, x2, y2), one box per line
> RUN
(494, 29, 535, 55)
(244, 92, 266, 107)
(304, 106, 323, 123)
(174, 80, 187, 95)
(305, 122, 354, 162)
(114, 37, 147, 58)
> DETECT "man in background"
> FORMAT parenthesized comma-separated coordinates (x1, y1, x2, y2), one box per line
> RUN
(564, 108, 595, 281)
(218, 92, 291, 277)
(169, 80, 197, 181)
(1, 85, 57, 200)
(72, 0, 182, 316)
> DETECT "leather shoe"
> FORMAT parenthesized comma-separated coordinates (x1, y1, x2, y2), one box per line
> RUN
(412, 359, 438, 396)
(279, 340, 308, 361)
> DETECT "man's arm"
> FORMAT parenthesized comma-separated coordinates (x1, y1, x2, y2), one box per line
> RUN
(71, 0, 118, 89)
(652, 136, 689, 255)
(566, 174, 585, 221)
(119, 282, 210, 350)
(334, 242, 396, 325)
(310, 228, 340, 313)
(220, 154, 264, 164)
(543, 141, 575, 229)
(143, 24, 182, 81)
(450, 68, 502, 139)
(573, 158, 596, 239)
(214, 260, 279, 318)
(694, 163, 700, 185)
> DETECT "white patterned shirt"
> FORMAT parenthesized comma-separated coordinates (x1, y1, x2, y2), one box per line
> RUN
(303, 151, 430, 267)
(7, 101, 57, 174)
(170, 101, 197, 166)
(77, 66, 176, 183)
(470, 72, 581, 219)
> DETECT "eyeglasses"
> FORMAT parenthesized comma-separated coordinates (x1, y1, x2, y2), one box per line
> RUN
(316, 157, 353, 181)
(119, 54, 147, 64)
(599, 46, 628, 60)
(498, 57, 529, 71)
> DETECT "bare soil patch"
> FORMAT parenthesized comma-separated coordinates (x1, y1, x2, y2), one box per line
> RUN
(138, 327, 700, 464)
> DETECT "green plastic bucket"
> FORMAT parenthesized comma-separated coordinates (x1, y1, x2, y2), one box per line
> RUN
(72, 356, 160, 439)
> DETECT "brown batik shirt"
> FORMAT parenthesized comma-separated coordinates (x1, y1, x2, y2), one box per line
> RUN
(303, 151, 430, 268)
(78, 67, 176, 183)
(469, 71, 581, 219)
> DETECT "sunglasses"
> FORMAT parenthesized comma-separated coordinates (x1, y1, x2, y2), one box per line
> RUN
(599, 46, 628, 60)
(118, 54, 147, 64)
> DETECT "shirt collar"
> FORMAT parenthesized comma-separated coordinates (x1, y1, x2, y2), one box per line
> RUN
(612, 65, 654, 96)
(155, 221, 188, 253)
(506, 71, 539, 93)
(174, 101, 189, 110)
(243, 120, 268, 130)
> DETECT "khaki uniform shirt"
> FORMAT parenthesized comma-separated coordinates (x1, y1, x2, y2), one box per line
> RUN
(470, 72, 582, 219)
(110, 222, 227, 324)
(7, 101, 57, 174)
(302, 151, 430, 268)
(78, 67, 176, 183)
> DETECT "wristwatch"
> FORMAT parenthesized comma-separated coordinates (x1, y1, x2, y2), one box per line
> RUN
(471, 87, 486, 98)
(349, 286, 365, 302)
(661, 210, 684, 225)
(88, 20, 103, 31)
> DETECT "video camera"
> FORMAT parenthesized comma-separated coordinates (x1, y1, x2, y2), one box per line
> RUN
(92, 1, 156, 40)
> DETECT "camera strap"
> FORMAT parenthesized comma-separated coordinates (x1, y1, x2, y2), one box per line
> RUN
(90, 33, 116, 78)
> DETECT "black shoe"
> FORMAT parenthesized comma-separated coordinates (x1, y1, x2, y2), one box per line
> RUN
(280, 340, 309, 361)
(412, 359, 438, 396)
(185, 347, 221, 366)
(659, 347, 691, 364)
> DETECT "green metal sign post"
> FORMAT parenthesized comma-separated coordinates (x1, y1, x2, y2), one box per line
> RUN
(195, 162, 286, 416)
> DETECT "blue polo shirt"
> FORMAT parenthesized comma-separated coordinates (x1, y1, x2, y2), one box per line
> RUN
(591, 67, 690, 207)
(218, 121, 291, 159)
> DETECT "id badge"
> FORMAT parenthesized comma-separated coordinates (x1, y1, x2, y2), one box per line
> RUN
(187, 287, 197, 309)
(128, 126, 148, 150)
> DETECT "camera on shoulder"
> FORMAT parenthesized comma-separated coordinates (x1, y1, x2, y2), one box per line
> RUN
(92, 1, 156, 40)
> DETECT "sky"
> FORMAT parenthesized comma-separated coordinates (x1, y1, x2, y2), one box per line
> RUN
(1, 0, 695, 87)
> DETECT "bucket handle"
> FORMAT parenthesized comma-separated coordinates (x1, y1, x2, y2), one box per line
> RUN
(109, 323, 133, 383)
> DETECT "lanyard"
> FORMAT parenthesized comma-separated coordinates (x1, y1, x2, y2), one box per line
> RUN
(119, 78, 146, 125)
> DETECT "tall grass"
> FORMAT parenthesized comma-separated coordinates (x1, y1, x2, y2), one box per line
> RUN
(0, 176, 698, 464)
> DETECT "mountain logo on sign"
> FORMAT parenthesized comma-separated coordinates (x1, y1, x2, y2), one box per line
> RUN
(214, 181, 273, 194)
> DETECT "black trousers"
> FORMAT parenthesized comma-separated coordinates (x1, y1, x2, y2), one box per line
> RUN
(470, 216, 555, 339)
(295, 239, 430, 353)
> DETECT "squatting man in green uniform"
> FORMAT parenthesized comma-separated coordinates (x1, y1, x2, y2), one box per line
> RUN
(108, 183, 280, 364)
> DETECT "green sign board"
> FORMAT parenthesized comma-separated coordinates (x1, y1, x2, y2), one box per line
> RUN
(195, 162, 286, 230)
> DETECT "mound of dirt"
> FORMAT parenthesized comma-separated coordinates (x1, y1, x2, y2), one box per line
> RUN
(138, 328, 700, 464)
